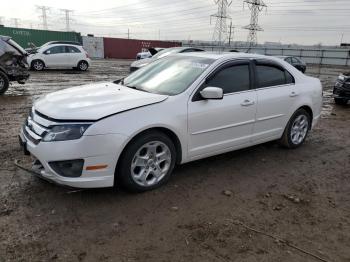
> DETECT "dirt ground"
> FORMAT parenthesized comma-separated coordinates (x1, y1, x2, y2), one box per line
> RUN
(0, 60, 349, 262)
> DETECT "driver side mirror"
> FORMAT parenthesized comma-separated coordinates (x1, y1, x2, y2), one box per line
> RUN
(200, 87, 223, 100)
(44, 50, 51, 55)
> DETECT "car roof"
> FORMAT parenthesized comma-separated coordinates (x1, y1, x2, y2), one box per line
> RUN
(178, 52, 285, 62)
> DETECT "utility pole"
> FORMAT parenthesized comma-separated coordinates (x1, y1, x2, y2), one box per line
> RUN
(340, 33, 344, 45)
(127, 28, 130, 39)
(243, 0, 266, 47)
(61, 9, 74, 31)
(37, 5, 50, 30)
(12, 18, 19, 28)
(211, 0, 232, 47)
(228, 21, 235, 46)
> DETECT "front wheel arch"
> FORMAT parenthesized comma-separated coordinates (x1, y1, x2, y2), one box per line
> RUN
(114, 127, 182, 185)
(31, 59, 45, 70)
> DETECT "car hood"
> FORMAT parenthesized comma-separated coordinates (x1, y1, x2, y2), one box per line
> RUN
(131, 57, 154, 68)
(34, 82, 168, 121)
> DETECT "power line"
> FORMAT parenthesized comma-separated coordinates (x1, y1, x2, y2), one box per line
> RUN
(243, 0, 267, 46)
(37, 5, 50, 30)
(211, 0, 232, 46)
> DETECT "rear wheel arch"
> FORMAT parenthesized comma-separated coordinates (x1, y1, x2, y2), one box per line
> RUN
(298, 105, 313, 129)
(77, 60, 89, 71)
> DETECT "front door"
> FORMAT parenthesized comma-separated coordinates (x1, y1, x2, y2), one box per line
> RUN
(188, 61, 257, 159)
(43, 45, 67, 67)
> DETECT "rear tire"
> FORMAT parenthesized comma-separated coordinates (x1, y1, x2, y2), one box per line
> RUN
(334, 98, 348, 105)
(279, 108, 311, 149)
(77, 60, 89, 71)
(31, 60, 45, 71)
(0, 71, 9, 95)
(117, 131, 176, 193)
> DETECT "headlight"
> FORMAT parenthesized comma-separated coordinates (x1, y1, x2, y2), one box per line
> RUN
(42, 124, 90, 142)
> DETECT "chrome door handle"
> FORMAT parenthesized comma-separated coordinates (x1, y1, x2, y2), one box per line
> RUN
(290, 91, 299, 97)
(241, 99, 255, 106)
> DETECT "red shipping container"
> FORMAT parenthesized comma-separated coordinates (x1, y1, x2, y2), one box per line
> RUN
(103, 38, 181, 59)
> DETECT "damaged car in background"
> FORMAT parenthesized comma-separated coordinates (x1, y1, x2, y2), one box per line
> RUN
(0, 35, 30, 95)
(333, 72, 350, 105)
(130, 47, 205, 72)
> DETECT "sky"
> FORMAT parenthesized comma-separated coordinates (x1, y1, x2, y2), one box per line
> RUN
(0, 0, 349, 45)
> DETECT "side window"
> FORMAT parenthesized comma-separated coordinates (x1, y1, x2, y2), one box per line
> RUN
(291, 57, 297, 64)
(256, 65, 287, 88)
(66, 46, 81, 53)
(45, 46, 65, 54)
(285, 57, 292, 64)
(205, 64, 250, 94)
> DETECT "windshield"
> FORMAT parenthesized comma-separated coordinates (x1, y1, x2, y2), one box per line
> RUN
(123, 56, 214, 95)
(152, 48, 183, 59)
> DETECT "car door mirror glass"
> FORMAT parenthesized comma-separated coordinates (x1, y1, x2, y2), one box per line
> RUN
(200, 87, 223, 100)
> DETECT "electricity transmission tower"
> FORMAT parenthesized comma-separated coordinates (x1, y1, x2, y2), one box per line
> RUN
(12, 18, 20, 28)
(37, 6, 50, 30)
(61, 9, 74, 31)
(211, 0, 232, 47)
(243, 0, 266, 46)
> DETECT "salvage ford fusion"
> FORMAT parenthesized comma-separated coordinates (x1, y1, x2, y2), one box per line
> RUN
(19, 53, 323, 192)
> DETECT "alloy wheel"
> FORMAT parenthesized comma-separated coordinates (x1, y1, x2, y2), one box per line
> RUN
(130, 141, 172, 187)
(33, 61, 43, 70)
(79, 62, 88, 71)
(290, 114, 309, 145)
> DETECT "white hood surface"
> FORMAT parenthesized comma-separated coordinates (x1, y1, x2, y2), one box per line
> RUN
(34, 82, 168, 121)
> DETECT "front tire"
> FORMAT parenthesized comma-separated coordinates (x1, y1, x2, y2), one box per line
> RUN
(334, 98, 348, 105)
(0, 71, 9, 95)
(279, 108, 311, 149)
(77, 60, 89, 71)
(31, 60, 45, 71)
(117, 131, 176, 192)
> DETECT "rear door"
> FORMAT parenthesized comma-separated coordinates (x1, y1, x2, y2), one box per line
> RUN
(252, 60, 297, 143)
(42, 45, 67, 67)
(188, 60, 257, 158)
(66, 46, 83, 67)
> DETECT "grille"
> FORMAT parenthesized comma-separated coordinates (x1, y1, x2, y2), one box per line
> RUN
(23, 110, 52, 145)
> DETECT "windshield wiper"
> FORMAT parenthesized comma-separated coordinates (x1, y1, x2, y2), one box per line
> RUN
(125, 85, 152, 93)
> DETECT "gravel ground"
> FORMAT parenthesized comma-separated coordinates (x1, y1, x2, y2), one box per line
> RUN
(0, 60, 349, 262)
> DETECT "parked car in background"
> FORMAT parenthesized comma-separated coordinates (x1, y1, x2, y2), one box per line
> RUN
(130, 47, 204, 72)
(26, 41, 82, 54)
(136, 47, 164, 60)
(333, 72, 350, 105)
(19, 52, 322, 192)
(27, 44, 91, 71)
(0, 35, 29, 95)
(279, 56, 307, 73)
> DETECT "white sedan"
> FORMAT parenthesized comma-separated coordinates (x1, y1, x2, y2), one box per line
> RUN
(19, 53, 322, 192)
(27, 44, 91, 71)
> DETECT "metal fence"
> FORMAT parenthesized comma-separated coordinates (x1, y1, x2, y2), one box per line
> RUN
(186, 45, 350, 66)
